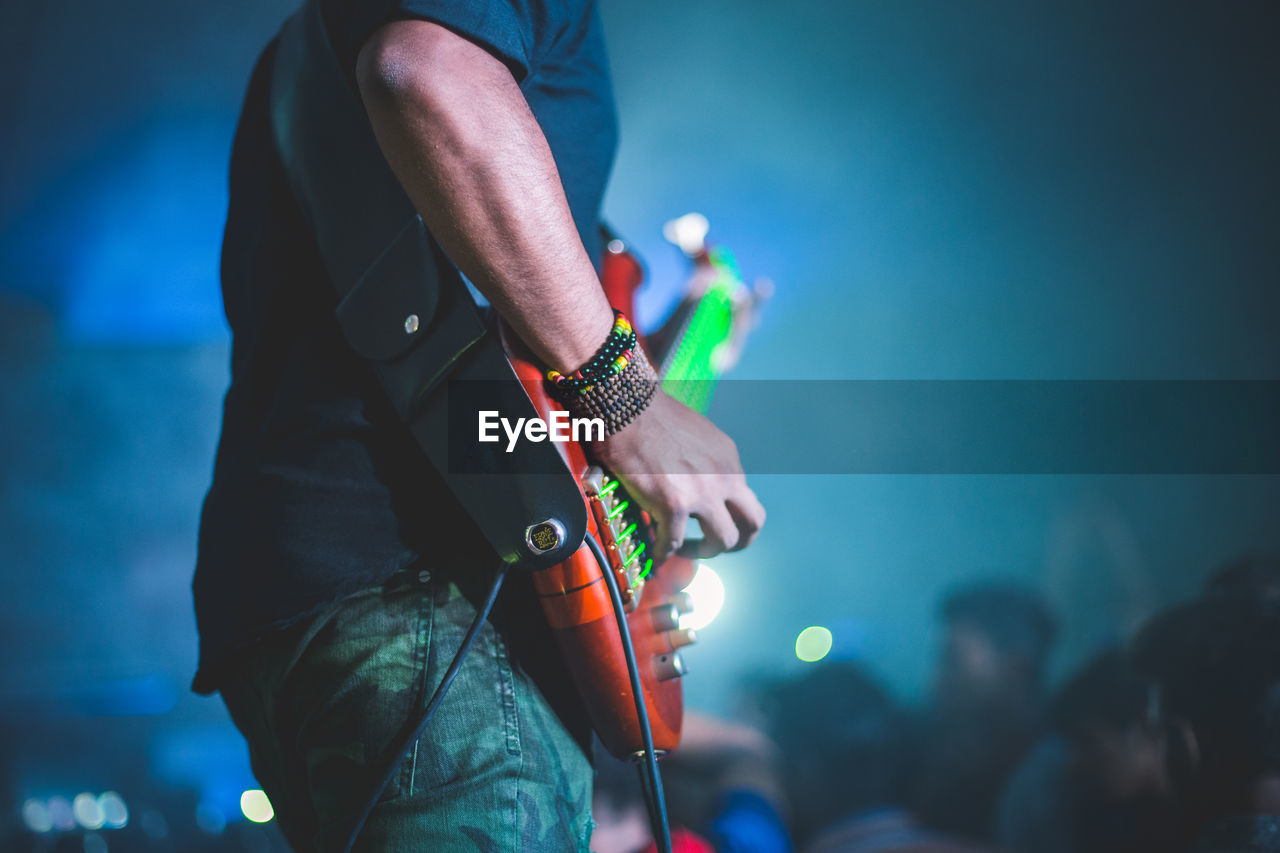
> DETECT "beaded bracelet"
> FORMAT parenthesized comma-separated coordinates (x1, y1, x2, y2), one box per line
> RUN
(546, 310, 657, 436)
(546, 310, 637, 393)
(553, 344, 658, 436)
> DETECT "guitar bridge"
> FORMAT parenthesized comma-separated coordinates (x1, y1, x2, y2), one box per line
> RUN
(583, 466, 655, 609)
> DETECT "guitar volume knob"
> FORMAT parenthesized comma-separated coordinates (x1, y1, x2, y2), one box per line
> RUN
(653, 651, 687, 682)
(665, 628, 697, 650)
(650, 603, 681, 633)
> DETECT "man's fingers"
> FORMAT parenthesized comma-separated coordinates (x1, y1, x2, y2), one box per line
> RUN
(679, 502, 739, 559)
(726, 487, 766, 552)
(658, 508, 689, 561)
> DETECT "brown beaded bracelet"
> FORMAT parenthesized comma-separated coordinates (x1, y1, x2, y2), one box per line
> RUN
(549, 343, 658, 436)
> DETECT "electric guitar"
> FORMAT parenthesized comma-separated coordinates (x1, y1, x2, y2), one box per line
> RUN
(500, 215, 768, 759)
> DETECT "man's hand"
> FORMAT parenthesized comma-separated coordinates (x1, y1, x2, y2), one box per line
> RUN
(593, 392, 764, 560)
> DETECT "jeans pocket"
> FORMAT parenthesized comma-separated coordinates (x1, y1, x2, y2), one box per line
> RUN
(399, 580, 527, 797)
(276, 575, 437, 809)
(270, 572, 592, 850)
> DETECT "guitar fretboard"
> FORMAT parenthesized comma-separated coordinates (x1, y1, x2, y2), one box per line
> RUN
(659, 247, 742, 415)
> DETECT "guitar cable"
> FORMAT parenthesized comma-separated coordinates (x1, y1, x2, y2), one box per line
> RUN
(338, 560, 511, 853)
(586, 533, 674, 853)
(338, 534, 673, 853)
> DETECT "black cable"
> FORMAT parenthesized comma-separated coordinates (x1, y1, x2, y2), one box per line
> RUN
(339, 561, 511, 853)
(635, 751, 662, 845)
(586, 534, 674, 853)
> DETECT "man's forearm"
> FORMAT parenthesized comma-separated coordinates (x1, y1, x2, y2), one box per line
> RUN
(356, 19, 614, 374)
(355, 18, 766, 560)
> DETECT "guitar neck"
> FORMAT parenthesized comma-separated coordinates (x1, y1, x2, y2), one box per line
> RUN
(658, 247, 743, 415)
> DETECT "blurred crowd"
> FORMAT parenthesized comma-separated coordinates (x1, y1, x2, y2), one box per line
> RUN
(594, 554, 1280, 853)
(7, 555, 1277, 852)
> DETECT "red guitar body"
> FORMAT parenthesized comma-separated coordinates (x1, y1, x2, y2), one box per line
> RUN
(499, 244, 695, 760)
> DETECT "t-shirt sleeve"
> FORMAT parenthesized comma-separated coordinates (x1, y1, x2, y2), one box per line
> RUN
(341, 0, 537, 82)
(395, 0, 534, 79)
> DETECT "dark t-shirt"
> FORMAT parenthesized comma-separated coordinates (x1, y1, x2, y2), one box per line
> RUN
(192, 0, 617, 693)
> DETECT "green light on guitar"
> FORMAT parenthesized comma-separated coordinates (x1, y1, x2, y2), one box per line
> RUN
(623, 541, 647, 568)
(661, 247, 741, 414)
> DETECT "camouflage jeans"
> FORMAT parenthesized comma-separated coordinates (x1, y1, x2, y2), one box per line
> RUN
(219, 564, 595, 852)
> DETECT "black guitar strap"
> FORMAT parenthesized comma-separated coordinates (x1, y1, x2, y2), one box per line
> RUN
(266, 0, 586, 569)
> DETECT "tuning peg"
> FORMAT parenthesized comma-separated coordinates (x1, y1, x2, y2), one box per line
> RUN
(752, 276, 775, 305)
(663, 213, 710, 257)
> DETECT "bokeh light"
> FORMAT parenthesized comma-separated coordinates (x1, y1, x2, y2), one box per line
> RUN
(73, 792, 105, 830)
(99, 792, 128, 829)
(21, 799, 52, 834)
(47, 796, 76, 832)
(240, 789, 274, 823)
(795, 626, 833, 662)
(680, 563, 726, 631)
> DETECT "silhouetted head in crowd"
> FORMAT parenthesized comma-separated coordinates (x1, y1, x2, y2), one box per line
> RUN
(761, 661, 907, 845)
(994, 648, 1183, 853)
(1204, 553, 1280, 602)
(1051, 647, 1167, 802)
(934, 581, 1058, 711)
(1131, 591, 1280, 838)
(907, 583, 1057, 839)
